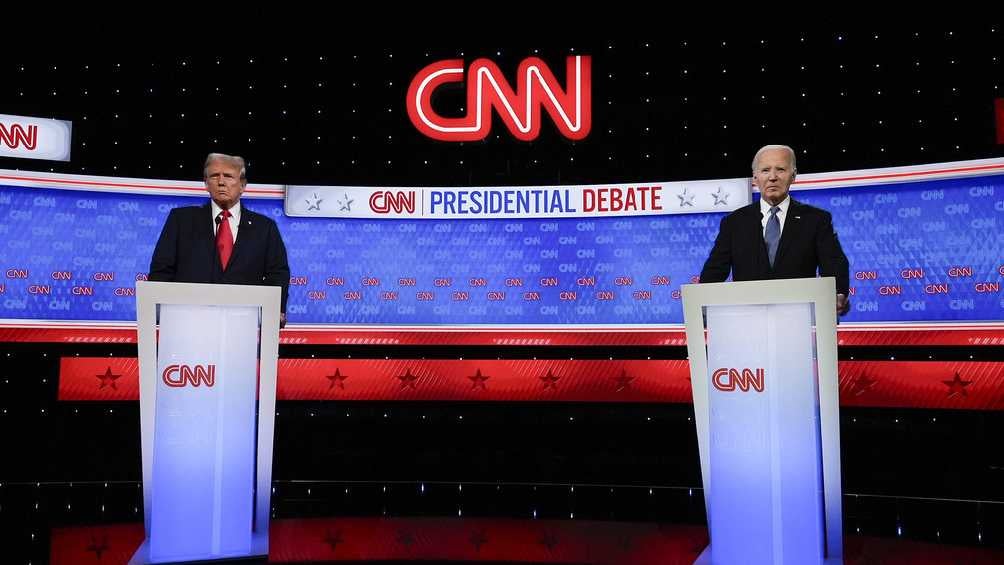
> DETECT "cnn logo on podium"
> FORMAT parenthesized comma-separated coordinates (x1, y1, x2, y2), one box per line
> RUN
(712, 368, 765, 393)
(162, 364, 216, 388)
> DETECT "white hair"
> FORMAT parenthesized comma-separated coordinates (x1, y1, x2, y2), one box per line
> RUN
(204, 153, 246, 181)
(751, 145, 797, 173)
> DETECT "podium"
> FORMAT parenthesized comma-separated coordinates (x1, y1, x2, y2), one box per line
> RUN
(681, 277, 843, 565)
(130, 281, 281, 564)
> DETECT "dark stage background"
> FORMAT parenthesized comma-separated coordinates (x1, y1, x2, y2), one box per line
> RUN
(2, 32, 1004, 563)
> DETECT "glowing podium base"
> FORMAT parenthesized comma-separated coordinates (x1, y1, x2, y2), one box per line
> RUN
(130, 281, 280, 564)
(682, 278, 843, 565)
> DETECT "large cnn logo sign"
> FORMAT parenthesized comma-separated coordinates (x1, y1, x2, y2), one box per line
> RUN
(0, 113, 72, 161)
(407, 55, 591, 142)
(162, 364, 216, 388)
(712, 368, 765, 393)
(0, 123, 36, 149)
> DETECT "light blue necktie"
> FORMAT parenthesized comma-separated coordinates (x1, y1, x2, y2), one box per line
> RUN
(764, 205, 781, 267)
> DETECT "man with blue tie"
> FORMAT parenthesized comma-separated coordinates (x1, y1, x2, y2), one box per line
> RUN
(149, 153, 291, 326)
(700, 145, 851, 315)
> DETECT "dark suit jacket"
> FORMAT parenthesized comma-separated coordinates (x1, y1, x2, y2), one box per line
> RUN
(148, 202, 290, 312)
(699, 198, 849, 294)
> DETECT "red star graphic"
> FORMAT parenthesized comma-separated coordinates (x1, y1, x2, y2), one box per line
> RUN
(849, 373, 878, 397)
(96, 367, 121, 390)
(613, 369, 634, 392)
(86, 534, 110, 559)
(397, 369, 418, 389)
(616, 535, 633, 552)
(396, 530, 415, 548)
(469, 529, 488, 551)
(468, 369, 490, 390)
(538, 530, 560, 550)
(943, 372, 973, 399)
(323, 529, 343, 552)
(539, 369, 560, 390)
(326, 369, 349, 390)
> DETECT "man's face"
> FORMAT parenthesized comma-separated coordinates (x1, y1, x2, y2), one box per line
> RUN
(752, 149, 795, 206)
(205, 159, 245, 209)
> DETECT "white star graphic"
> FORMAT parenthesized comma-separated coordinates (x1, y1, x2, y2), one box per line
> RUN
(338, 194, 354, 212)
(677, 188, 695, 207)
(711, 187, 729, 206)
(305, 192, 323, 211)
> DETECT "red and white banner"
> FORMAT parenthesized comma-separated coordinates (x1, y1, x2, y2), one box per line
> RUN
(59, 358, 692, 403)
(285, 179, 750, 219)
(7, 322, 1003, 347)
(57, 357, 1004, 409)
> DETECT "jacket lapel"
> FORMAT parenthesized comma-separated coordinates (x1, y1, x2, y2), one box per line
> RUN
(201, 203, 217, 254)
(745, 204, 771, 273)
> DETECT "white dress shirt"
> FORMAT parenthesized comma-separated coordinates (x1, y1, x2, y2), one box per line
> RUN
(210, 201, 241, 243)
(760, 195, 791, 238)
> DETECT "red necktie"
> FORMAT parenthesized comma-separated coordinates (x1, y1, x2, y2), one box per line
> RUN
(216, 209, 233, 270)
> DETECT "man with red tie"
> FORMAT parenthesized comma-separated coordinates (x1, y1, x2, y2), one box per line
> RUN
(699, 145, 850, 316)
(149, 153, 290, 326)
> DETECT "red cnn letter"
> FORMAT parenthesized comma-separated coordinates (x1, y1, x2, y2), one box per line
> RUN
(0, 124, 38, 150)
(736, 368, 765, 392)
(162, 364, 183, 387)
(162, 364, 216, 387)
(182, 365, 215, 387)
(370, 191, 415, 214)
(407, 59, 478, 140)
(712, 368, 734, 391)
(407, 55, 591, 142)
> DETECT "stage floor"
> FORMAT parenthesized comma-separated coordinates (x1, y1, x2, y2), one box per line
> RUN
(3, 481, 1002, 564)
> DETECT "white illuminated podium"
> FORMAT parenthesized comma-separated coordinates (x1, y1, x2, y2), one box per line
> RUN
(682, 277, 843, 565)
(130, 281, 281, 564)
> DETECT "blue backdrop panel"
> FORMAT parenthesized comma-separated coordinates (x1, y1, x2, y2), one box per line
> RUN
(1, 174, 1001, 324)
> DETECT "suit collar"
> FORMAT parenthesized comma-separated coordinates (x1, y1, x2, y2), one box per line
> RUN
(202, 201, 258, 272)
(759, 195, 791, 217)
(210, 200, 242, 224)
(200, 203, 215, 241)
(743, 197, 804, 271)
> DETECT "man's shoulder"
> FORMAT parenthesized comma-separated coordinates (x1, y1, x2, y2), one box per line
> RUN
(789, 199, 833, 219)
(723, 202, 760, 221)
(166, 204, 209, 219)
(242, 206, 279, 227)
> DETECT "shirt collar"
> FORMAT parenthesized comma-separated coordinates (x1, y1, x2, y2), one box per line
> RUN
(760, 195, 791, 216)
(211, 200, 241, 222)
